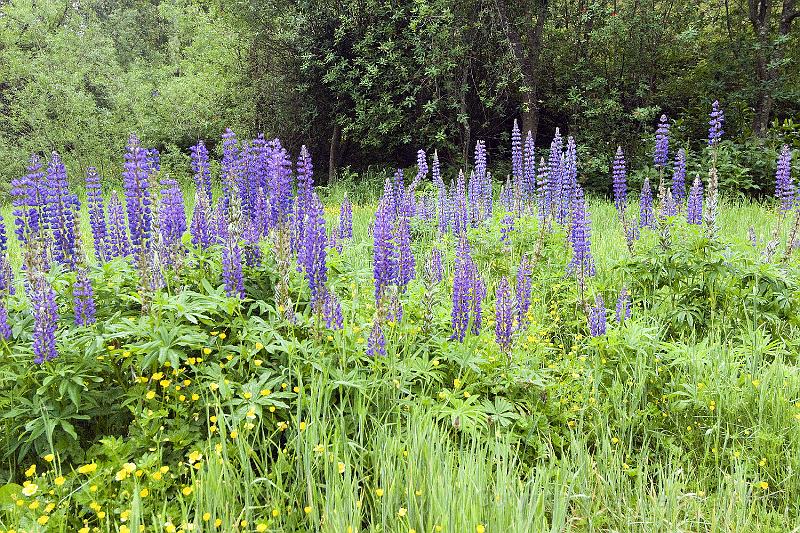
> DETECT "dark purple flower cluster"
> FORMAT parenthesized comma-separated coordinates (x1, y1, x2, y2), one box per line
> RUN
(654, 114, 670, 168)
(373, 197, 397, 299)
(298, 193, 328, 307)
(85, 167, 108, 262)
(73, 268, 96, 326)
(615, 287, 631, 323)
(269, 139, 294, 228)
(536, 157, 549, 222)
(500, 214, 514, 247)
(523, 130, 536, 204)
(190, 190, 213, 249)
(159, 177, 187, 254)
(557, 137, 578, 225)
(544, 130, 563, 221)
(123, 134, 154, 257)
(396, 215, 415, 291)
(27, 268, 59, 364)
(639, 178, 655, 229)
(366, 321, 386, 357)
(708, 100, 724, 147)
(567, 187, 596, 278)
(775, 145, 794, 213)
(495, 276, 513, 351)
(106, 191, 131, 259)
(612, 146, 627, 211)
(45, 152, 81, 267)
(190, 140, 213, 202)
(11, 155, 47, 244)
(671, 149, 687, 204)
(511, 120, 523, 183)
(323, 289, 343, 330)
(687, 176, 704, 225)
(588, 294, 606, 337)
(222, 237, 245, 299)
(451, 236, 485, 341)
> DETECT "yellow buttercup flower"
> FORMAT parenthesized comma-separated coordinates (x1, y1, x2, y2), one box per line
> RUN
(77, 463, 98, 474)
(43, 453, 55, 463)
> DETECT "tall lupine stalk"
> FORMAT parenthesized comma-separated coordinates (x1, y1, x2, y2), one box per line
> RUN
(567, 186, 596, 300)
(705, 165, 719, 235)
(158, 177, 187, 263)
(392, 169, 406, 216)
(515, 254, 532, 330)
(190, 141, 213, 202)
(298, 192, 327, 308)
(687, 176, 704, 225)
(24, 236, 58, 363)
(495, 276, 513, 352)
(73, 265, 96, 327)
(0, 250, 12, 340)
(671, 149, 687, 205)
(395, 215, 415, 291)
(123, 134, 154, 259)
(708, 100, 724, 149)
(536, 157, 549, 223)
(451, 236, 477, 342)
(612, 146, 627, 211)
(366, 322, 386, 357)
(523, 130, 536, 207)
(775, 145, 794, 213)
(339, 194, 353, 240)
(323, 289, 343, 330)
(373, 197, 397, 301)
(0, 214, 6, 256)
(639, 177, 655, 229)
(85, 167, 108, 262)
(616, 287, 631, 323)
(452, 170, 468, 235)
(190, 190, 213, 249)
(293, 145, 315, 254)
(220, 128, 239, 206)
(546, 129, 563, 221)
(473, 141, 488, 223)
(269, 139, 294, 228)
(45, 152, 81, 267)
(588, 294, 606, 337)
(221, 203, 245, 299)
(405, 149, 428, 216)
(500, 214, 514, 249)
(511, 120, 523, 184)
(558, 137, 578, 225)
(654, 114, 670, 195)
(11, 154, 47, 244)
(106, 191, 130, 259)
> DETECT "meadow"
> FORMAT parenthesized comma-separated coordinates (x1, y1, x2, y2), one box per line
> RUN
(1, 117, 800, 533)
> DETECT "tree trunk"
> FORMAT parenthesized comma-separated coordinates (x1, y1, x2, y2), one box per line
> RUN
(328, 123, 341, 185)
(495, 0, 548, 141)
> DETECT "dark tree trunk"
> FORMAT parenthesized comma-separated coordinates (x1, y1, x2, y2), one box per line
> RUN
(328, 123, 341, 185)
(495, 0, 548, 141)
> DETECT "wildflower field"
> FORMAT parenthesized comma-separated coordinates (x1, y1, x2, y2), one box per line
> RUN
(1, 106, 800, 533)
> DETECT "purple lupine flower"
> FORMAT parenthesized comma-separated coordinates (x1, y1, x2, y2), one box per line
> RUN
(73, 268, 96, 326)
(524, 130, 536, 202)
(708, 100, 724, 147)
(588, 294, 606, 337)
(145, 148, 160, 173)
(106, 191, 131, 259)
(366, 321, 386, 357)
(451, 236, 474, 342)
(269, 139, 294, 227)
(500, 180, 513, 212)
(243, 222, 262, 267)
(190, 140, 213, 202)
(373, 198, 397, 300)
(85, 167, 108, 262)
(775, 145, 794, 212)
(339, 194, 353, 240)
(387, 291, 403, 323)
(558, 137, 578, 225)
(515, 254, 532, 329)
(639, 177, 655, 229)
(427, 247, 443, 283)
(158, 177, 187, 255)
(395, 215, 415, 291)
(26, 266, 59, 364)
(45, 152, 80, 267)
(536, 157, 549, 221)
(615, 287, 631, 323)
(11, 154, 47, 244)
(546, 129, 563, 220)
(393, 168, 406, 216)
(323, 289, 343, 330)
(567, 186, 596, 277)
(222, 236, 245, 299)
(500, 214, 514, 246)
(612, 146, 627, 211)
(654, 114, 670, 168)
(660, 189, 677, 219)
(220, 128, 240, 205)
(511, 120, 523, 183)
(0, 303, 11, 340)
(0, 252, 12, 339)
(453, 170, 468, 235)
(469, 265, 486, 335)
(406, 149, 427, 214)
(298, 193, 327, 307)
(122, 134, 154, 257)
(190, 190, 213, 249)
(687, 176, 704, 225)
(0, 214, 6, 255)
(495, 276, 513, 351)
(671, 149, 687, 204)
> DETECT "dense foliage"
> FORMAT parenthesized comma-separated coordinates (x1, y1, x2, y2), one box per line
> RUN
(1, 106, 800, 531)
(1, 0, 799, 191)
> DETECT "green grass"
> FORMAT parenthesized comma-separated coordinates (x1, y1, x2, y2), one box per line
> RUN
(2, 187, 800, 532)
